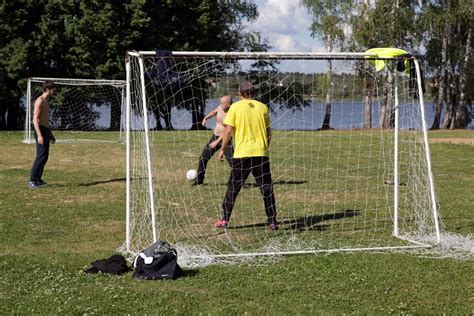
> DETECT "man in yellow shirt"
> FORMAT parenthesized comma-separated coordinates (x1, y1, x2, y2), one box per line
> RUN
(216, 81, 278, 230)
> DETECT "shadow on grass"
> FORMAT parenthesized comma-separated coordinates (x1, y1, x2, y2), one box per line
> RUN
(50, 178, 126, 187)
(182, 269, 200, 277)
(78, 178, 126, 187)
(227, 179, 307, 188)
(283, 209, 360, 230)
(188, 230, 228, 240)
(229, 209, 360, 231)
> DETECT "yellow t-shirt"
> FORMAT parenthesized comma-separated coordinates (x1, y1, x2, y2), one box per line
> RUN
(224, 99, 270, 158)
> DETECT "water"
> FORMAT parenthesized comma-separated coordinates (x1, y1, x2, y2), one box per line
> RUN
(164, 100, 474, 131)
(47, 98, 474, 131)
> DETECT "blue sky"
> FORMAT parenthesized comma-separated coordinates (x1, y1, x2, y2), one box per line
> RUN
(245, 0, 324, 53)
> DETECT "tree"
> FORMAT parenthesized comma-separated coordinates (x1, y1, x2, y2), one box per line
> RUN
(0, 2, 44, 130)
(421, 0, 472, 129)
(129, 0, 261, 130)
(0, 1, 143, 130)
(350, 0, 422, 129)
(424, 4, 449, 130)
(301, 0, 353, 130)
(440, 1, 472, 129)
(0, 0, 263, 130)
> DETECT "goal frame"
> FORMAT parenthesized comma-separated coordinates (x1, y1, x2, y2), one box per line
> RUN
(123, 50, 441, 260)
(24, 77, 126, 144)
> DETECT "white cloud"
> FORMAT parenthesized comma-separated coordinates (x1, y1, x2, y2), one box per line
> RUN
(253, 0, 310, 35)
(247, 0, 324, 53)
(273, 35, 303, 52)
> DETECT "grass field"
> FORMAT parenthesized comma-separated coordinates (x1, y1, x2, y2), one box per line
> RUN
(0, 130, 473, 314)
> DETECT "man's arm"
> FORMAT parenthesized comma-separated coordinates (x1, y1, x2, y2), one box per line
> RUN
(202, 108, 219, 126)
(32, 99, 44, 145)
(209, 134, 223, 149)
(217, 125, 233, 160)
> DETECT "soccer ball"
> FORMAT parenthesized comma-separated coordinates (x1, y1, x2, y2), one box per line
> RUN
(186, 169, 197, 181)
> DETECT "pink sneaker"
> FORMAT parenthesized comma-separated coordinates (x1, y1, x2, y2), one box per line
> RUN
(214, 219, 229, 228)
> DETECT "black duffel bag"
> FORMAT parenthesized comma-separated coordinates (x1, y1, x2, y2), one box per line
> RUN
(132, 241, 183, 280)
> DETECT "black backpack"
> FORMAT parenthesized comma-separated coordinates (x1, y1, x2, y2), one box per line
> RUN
(84, 254, 131, 275)
(132, 241, 183, 280)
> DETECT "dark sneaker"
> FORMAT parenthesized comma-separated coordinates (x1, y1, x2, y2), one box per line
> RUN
(38, 179, 48, 186)
(28, 181, 42, 189)
(214, 219, 229, 228)
(192, 180, 204, 186)
(267, 222, 279, 231)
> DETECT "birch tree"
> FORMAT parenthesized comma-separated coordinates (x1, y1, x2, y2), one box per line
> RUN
(301, 0, 353, 130)
(442, 1, 472, 129)
(349, 0, 423, 129)
(422, 0, 473, 129)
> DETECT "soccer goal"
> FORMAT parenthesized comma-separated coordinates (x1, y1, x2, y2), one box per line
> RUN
(121, 50, 441, 267)
(24, 77, 126, 144)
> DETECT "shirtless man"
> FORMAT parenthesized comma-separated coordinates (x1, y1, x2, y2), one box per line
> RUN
(194, 95, 233, 185)
(29, 80, 56, 189)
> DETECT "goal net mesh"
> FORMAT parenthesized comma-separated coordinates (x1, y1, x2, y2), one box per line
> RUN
(24, 78, 126, 144)
(121, 52, 443, 267)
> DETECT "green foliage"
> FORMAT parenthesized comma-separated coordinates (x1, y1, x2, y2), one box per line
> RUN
(420, 0, 473, 128)
(305, 0, 471, 129)
(301, 0, 353, 50)
(348, 0, 421, 52)
(422, 1, 471, 74)
(0, 1, 262, 130)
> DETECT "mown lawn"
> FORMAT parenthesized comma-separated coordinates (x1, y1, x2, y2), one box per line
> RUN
(0, 130, 472, 314)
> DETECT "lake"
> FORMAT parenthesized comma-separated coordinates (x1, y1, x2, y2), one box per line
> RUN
(162, 100, 474, 131)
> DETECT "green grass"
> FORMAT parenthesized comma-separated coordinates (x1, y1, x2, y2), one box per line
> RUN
(134, 129, 469, 254)
(0, 130, 473, 314)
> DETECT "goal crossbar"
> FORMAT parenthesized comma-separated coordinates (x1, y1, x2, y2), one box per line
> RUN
(127, 50, 409, 60)
(29, 77, 125, 86)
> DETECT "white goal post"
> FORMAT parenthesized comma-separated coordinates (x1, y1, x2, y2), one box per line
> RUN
(121, 50, 442, 267)
(24, 77, 126, 144)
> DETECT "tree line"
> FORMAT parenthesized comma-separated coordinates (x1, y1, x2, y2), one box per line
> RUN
(301, 0, 473, 129)
(0, 0, 265, 130)
(1, 1, 472, 130)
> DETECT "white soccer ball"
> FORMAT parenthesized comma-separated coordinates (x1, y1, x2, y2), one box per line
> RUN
(186, 169, 197, 181)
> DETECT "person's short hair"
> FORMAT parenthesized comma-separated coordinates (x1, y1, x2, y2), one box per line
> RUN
(239, 81, 254, 98)
(42, 81, 55, 92)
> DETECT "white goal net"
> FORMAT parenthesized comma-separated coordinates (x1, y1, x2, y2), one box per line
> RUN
(121, 51, 443, 267)
(24, 77, 126, 144)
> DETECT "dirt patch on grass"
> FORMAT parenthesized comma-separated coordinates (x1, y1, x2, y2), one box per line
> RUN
(430, 138, 474, 146)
